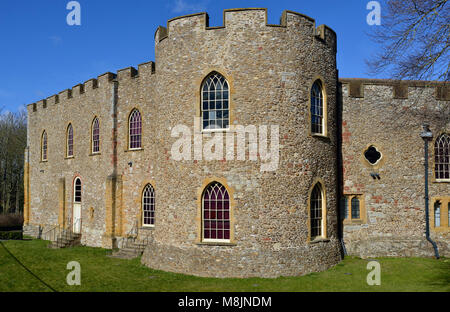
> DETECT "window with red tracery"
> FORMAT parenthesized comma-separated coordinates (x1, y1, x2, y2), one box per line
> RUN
(129, 109, 142, 149)
(202, 182, 230, 241)
(435, 133, 450, 180)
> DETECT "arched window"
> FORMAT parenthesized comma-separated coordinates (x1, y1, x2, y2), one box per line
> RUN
(129, 109, 142, 149)
(41, 131, 47, 161)
(310, 183, 324, 239)
(311, 80, 324, 135)
(142, 184, 155, 226)
(201, 72, 229, 130)
(435, 133, 450, 180)
(66, 124, 73, 157)
(202, 182, 230, 241)
(74, 177, 81, 203)
(92, 117, 100, 153)
(351, 197, 360, 219)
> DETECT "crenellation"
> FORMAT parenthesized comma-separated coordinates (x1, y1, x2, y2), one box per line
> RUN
(58, 88, 72, 100)
(223, 8, 266, 28)
(167, 12, 207, 35)
(154, 8, 336, 51)
(37, 99, 47, 109)
(97, 72, 116, 87)
(117, 66, 138, 80)
(340, 78, 450, 101)
(137, 61, 155, 78)
(154, 26, 168, 45)
(72, 83, 85, 95)
(84, 78, 98, 90)
(46, 94, 59, 105)
(436, 84, 450, 101)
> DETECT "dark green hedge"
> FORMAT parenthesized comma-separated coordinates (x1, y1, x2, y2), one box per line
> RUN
(0, 230, 23, 240)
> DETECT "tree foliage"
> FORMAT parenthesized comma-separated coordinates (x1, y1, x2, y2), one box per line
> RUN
(367, 0, 449, 81)
(0, 109, 27, 214)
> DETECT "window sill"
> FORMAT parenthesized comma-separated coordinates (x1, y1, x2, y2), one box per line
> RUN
(125, 148, 144, 152)
(140, 226, 154, 230)
(197, 241, 236, 247)
(64, 156, 74, 160)
(201, 127, 231, 133)
(433, 179, 450, 183)
(343, 219, 365, 225)
(311, 133, 329, 140)
(39, 160, 48, 163)
(431, 227, 450, 233)
(309, 237, 330, 244)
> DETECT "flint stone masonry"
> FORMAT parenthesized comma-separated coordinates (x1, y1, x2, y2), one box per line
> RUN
(23, 8, 449, 278)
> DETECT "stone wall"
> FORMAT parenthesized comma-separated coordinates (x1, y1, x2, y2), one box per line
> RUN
(26, 73, 117, 248)
(340, 79, 450, 258)
(25, 8, 341, 277)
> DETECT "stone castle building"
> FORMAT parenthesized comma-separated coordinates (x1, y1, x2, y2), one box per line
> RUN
(23, 9, 449, 278)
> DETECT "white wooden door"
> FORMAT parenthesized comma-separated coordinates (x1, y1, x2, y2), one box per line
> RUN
(73, 177, 82, 234)
(73, 203, 81, 233)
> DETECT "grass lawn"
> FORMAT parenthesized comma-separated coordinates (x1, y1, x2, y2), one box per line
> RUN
(0, 238, 448, 292)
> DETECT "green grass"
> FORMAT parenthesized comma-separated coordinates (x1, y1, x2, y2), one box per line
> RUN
(0, 238, 448, 292)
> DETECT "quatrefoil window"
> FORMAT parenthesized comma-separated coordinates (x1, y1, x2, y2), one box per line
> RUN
(364, 145, 382, 165)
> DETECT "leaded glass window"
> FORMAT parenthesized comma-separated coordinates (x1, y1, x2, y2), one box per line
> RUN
(142, 184, 155, 226)
(351, 197, 360, 219)
(435, 133, 450, 180)
(201, 72, 229, 130)
(67, 124, 73, 157)
(202, 182, 230, 241)
(41, 131, 47, 161)
(129, 109, 142, 149)
(311, 81, 324, 134)
(92, 117, 100, 153)
(310, 183, 323, 239)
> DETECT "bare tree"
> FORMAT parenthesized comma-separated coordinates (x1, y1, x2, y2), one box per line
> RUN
(366, 0, 449, 81)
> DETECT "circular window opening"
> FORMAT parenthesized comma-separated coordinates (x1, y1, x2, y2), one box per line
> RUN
(364, 146, 382, 165)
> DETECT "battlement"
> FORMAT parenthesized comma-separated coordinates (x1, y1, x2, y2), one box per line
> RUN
(340, 78, 450, 101)
(154, 8, 336, 51)
(27, 61, 157, 113)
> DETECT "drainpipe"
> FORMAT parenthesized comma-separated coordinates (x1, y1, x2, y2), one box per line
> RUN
(420, 124, 439, 259)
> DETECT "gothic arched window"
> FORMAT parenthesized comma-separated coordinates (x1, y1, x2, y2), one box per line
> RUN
(201, 72, 229, 130)
(41, 131, 47, 161)
(92, 117, 100, 153)
(310, 183, 325, 239)
(129, 109, 142, 149)
(142, 184, 155, 226)
(311, 80, 325, 135)
(435, 133, 450, 180)
(202, 182, 230, 241)
(66, 124, 73, 157)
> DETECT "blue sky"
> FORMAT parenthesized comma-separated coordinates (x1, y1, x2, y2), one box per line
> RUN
(0, 0, 383, 113)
